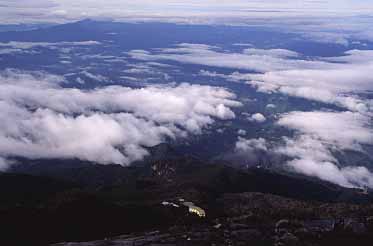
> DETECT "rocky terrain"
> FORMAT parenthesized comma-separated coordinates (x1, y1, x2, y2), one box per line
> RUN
(52, 192, 373, 246)
(2, 150, 373, 246)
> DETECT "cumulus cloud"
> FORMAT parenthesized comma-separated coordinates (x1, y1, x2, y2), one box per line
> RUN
(278, 135, 373, 188)
(127, 43, 373, 187)
(232, 137, 269, 166)
(235, 137, 268, 153)
(248, 64, 373, 112)
(0, 69, 241, 168)
(136, 44, 373, 112)
(277, 111, 373, 151)
(231, 109, 373, 188)
(288, 158, 373, 189)
(276, 111, 373, 188)
(237, 129, 247, 136)
(246, 113, 267, 123)
(135, 43, 373, 188)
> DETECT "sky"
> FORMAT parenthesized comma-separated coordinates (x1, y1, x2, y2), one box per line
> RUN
(1, 0, 373, 24)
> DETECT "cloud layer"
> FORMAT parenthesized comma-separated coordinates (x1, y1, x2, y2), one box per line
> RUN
(2, 0, 373, 24)
(3, 1, 373, 46)
(132, 44, 373, 112)
(0, 41, 100, 55)
(0, 69, 240, 169)
(161, 44, 373, 188)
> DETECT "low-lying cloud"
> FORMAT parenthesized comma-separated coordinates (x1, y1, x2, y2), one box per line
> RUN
(129, 44, 324, 73)
(2, 0, 373, 25)
(235, 137, 268, 153)
(0, 41, 101, 55)
(246, 113, 267, 123)
(129, 43, 373, 188)
(0, 69, 241, 168)
(277, 111, 373, 188)
(2, 1, 373, 47)
(230, 137, 269, 167)
(133, 44, 373, 112)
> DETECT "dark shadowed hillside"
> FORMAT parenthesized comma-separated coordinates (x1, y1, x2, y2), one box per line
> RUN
(2, 153, 373, 246)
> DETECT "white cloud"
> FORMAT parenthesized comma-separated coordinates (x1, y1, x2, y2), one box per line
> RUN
(276, 111, 373, 188)
(80, 70, 109, 83)
(248, 63, 373, 112)
(123, 63, 170, 78)
(279, 135, 373, 189)
(283, 16, 373, 45)
(232, 110, 373, 188)
(0, 41, 100, 55)
(233, 137, 270, 168)
(136, 44, 373, 112)
(0, 69, 241, 168)
(277, 111, 373, 151)
(242, 48, 299, 58)
(235, 137, 268, 153)
(128, 43, 373, 188)
(129, 44, 323, 73)
(247, 113, 267, 123)
(237, 129, 247, 136)
(0, 41, 100, 49)
(2, 1, 373, 46)
(2, 0, 373, 24)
